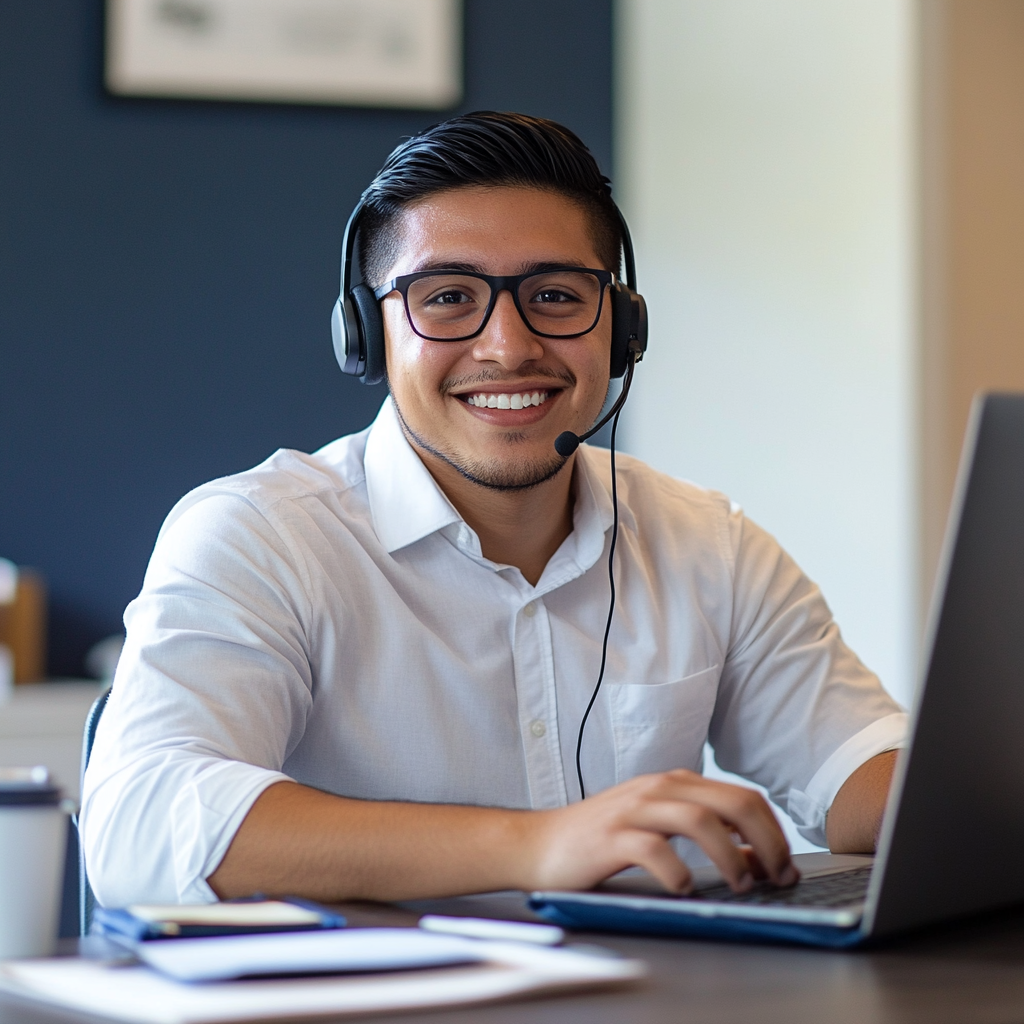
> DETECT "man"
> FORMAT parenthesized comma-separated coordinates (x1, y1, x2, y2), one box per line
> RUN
(82, 112, 906, 908)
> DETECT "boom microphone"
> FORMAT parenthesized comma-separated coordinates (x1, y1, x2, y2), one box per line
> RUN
(554, 355, 638, 457)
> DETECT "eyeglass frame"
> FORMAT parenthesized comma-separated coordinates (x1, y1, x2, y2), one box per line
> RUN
(372, 267, 616, 342)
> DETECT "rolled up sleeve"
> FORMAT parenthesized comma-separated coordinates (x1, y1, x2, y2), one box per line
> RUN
(708, 507, 908, 847)
(81, 492, 313, 906)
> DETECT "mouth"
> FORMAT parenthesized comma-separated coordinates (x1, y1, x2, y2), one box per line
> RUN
(461, 389, 552, 410)
(445, 366, 576, 431)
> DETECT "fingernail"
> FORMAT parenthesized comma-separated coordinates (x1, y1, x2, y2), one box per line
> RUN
(779, 864, 799, 887)
(737, 872, 754, 892)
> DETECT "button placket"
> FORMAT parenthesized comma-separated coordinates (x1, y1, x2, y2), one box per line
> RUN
(512, 599, 568, 809)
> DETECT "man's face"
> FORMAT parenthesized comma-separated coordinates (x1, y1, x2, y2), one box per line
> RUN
(380, 186, 612, 491)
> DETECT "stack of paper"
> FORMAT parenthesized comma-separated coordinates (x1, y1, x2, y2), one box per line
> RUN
(0, 927, 646, 1023)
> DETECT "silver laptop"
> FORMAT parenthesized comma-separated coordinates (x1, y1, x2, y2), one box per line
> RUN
(529, 392, 1024, 946)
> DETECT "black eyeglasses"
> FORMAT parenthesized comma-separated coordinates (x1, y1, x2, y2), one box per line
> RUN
(373, 268, 615, 342)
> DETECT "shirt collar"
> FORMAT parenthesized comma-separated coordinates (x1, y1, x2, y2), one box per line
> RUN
(363, 397, 634, 566)
(557, 445, 637, 577)
(364, 397, 462, 554)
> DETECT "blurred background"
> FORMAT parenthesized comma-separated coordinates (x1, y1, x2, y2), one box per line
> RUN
(1, 0, 612, 679)
(2, 1, 1024, 838)
(619, 0, 1024, 712)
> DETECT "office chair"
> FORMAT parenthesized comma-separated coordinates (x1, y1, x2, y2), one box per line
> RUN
(77, 687, 111, 936)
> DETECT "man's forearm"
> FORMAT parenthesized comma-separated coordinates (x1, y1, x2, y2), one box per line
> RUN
(208, 769, 800, 903)
(207, 781, 537, 902)
(825, 750, 899, 854)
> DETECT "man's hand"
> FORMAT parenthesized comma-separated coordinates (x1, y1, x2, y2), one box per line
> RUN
(529, 770, 798, 894)
(208, 770, 798, 903)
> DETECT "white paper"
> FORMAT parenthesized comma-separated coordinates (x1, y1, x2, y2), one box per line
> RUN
(0, 937, 646, 1024)
(136, 928, 484, 982)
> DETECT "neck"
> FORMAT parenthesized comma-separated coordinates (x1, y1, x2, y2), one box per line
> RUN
(416, 449, 576, 587)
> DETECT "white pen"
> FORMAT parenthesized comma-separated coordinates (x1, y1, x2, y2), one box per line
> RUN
(418, 915, 565, 946)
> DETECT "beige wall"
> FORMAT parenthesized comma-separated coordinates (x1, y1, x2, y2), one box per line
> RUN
(920, 0, 1024, 612)
(616, 0, 917, 853)
(617, 0, 917, 705)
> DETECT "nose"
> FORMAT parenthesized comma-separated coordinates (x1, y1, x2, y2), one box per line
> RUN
(470, 289, 545, 371)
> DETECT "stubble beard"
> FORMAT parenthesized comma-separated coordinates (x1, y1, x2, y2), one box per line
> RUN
(390, 370, 590, 492)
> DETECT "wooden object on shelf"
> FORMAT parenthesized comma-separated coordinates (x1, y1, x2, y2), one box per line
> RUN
(0, 568, 47, 684)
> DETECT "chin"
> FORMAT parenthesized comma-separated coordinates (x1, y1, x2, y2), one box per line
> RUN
(446, 448, 569, 492)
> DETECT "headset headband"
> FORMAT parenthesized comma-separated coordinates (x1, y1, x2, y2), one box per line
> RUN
(332, 189, 648, 384)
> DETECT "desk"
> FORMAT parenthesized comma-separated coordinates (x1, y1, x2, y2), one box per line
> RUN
(2, 892, 1023, 1024)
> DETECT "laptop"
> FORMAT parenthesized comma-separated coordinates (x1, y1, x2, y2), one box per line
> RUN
(529, 392, 1024, 947)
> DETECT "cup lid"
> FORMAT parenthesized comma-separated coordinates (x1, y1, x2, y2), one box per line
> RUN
(0, 766, 62, 806)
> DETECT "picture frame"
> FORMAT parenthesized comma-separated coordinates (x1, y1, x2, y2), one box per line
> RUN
(106, 0, 462, 109)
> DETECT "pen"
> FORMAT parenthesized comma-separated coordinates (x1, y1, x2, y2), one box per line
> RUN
(418, 915, 565, 946)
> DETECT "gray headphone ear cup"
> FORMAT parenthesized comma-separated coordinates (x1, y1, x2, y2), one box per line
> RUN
(610, 283, 632, 379)
(333, 296, 365, 376)
(631, 292, 649, 357)
(350, 284, 385, 385)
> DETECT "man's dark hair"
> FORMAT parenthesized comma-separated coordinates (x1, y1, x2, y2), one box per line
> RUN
(357, 111, 622, 289)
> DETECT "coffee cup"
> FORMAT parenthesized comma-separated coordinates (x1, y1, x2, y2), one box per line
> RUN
(0, 768, 68, 959)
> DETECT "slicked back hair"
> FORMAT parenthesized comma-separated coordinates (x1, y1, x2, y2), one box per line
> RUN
(356, 111, 622, 289)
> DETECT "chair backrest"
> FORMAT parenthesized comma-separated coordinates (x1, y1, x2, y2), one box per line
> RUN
(78, 687, 111, 936)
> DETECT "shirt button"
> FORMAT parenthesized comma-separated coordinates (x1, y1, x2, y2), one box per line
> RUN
(523, 602, 537, 618)
(530, 719, 546, 738)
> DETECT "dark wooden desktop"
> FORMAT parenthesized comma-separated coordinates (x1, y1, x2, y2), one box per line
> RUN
(3, 891, 1024, 1024)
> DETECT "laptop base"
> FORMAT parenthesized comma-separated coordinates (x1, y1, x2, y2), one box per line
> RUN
(529, 893, 865, 948)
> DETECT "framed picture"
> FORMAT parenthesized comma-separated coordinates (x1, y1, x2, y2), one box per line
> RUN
(106, 0, 462, 109)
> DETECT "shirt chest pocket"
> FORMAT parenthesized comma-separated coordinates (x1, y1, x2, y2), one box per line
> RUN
(606, 666, 720, 785)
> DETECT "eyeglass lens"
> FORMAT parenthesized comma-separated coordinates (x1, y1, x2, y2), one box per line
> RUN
(405, 271, 604, 340)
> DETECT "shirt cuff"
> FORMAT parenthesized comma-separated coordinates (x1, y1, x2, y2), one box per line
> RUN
(786, 712, 909, 847)
(170, 759, 292, 903)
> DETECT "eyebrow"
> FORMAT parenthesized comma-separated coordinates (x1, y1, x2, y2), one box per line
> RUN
(408, 258, 592, 275)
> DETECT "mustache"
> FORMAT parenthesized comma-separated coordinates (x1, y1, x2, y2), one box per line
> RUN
(440, 367, 575, 395)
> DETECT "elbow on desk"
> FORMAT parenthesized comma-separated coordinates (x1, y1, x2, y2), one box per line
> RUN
(80, 760, 213, 909)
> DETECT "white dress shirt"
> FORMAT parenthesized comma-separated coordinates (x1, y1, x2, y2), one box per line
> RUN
(82, 398, 906, 906)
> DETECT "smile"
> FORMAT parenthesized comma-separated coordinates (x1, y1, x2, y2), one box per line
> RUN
(463, 390, 551, 410)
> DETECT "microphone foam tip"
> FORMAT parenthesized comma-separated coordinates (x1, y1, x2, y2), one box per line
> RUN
(554, 431, 580, 457)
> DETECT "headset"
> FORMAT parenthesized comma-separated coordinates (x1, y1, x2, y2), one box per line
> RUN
(331, 199, 648, 387)
(330, 192, 650, 800)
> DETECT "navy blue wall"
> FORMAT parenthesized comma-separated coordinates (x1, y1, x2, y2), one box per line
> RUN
(0, 1, 613, 676)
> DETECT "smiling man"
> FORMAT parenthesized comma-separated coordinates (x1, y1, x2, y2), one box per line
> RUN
(81, 113, 906, 908)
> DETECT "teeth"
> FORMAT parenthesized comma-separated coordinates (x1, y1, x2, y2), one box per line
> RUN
(466, 391, 549, 409)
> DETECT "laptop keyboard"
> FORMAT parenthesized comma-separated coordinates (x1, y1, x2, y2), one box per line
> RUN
(692, 865, 873, 908)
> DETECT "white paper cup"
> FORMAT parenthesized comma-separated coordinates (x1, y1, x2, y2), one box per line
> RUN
(0, 772, 68, 959)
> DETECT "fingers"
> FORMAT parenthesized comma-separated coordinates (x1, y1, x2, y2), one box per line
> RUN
(660, 773, 798, 887)
(739, 845, 768, 880)
(631, 798, 753, 891)
(616, 831, 694, 895)
(529, 772, 799, 896)
(606, 772, 798, 891)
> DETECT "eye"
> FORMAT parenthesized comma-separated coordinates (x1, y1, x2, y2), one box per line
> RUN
(530, 287, 582, 305)
(425, 288, 475, 306)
